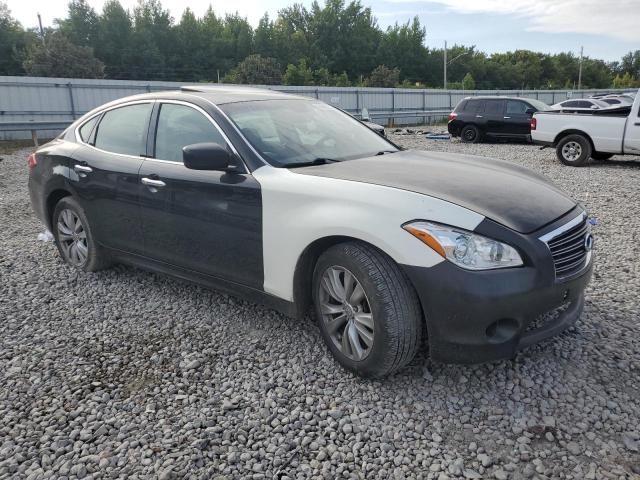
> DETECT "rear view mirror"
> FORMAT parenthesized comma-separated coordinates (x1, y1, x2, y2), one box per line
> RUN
(361, 108, 371, 121)
(183, 143, 233, 171)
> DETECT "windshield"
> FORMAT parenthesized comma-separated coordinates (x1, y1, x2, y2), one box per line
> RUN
(221, 99, 397, 167)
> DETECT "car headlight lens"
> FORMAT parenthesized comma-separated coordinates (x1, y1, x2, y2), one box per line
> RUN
(403, 221, 523, 270)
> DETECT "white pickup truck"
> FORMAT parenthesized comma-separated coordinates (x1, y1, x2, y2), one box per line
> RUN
(531, 89, 640, 166)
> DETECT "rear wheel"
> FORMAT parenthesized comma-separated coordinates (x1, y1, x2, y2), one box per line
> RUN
(312, 242, 422, 378)
(52, 197, 109, 272)
(592, 152, 614, 161)
(460, 124, 481, 143)
(556, 134, 592, 166)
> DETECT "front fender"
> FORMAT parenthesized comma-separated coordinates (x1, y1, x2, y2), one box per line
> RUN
(253, 167, 484, 301)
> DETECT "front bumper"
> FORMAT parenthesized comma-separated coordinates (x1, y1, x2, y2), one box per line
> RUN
(401, 212, 593, 364)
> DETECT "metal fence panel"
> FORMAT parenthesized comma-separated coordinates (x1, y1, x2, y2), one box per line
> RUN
(0, 75, 632, 140)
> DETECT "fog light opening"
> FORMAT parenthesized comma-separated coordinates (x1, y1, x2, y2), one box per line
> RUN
(486, 318, 519, 344)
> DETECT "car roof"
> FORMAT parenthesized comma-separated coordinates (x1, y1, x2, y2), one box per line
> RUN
(93, 86, 311, 113)
(178, 85, 311, 104)
(464, 96, 533, 101)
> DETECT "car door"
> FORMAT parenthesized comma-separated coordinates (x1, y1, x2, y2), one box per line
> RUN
(623, 105, 640, 153)
(138, 101, 263, 289)
(503, 100, 531, 135)
(70, 101, 153, 255)
(482, 99, 506, 135)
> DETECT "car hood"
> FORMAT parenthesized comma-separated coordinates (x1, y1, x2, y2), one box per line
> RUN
(293, 150, 577, 233)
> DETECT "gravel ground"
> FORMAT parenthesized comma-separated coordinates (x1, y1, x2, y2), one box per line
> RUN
(1, 138, 639, 480)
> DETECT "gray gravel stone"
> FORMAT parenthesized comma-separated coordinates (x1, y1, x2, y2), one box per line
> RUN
(1, 138, 639, 479)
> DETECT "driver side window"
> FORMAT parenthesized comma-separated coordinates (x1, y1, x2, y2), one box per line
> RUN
(154, 103, 227, 163)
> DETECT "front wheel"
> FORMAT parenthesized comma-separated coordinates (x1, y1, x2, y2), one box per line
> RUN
(556, 134, 592, 166)
(312, 242, 423, 378)
(52, 196, 110, 272)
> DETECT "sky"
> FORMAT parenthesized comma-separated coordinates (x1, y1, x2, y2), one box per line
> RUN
(6, 0, 639, 62)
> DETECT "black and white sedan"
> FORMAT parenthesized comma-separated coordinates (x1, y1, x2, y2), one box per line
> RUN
(28, 86, 594, 377)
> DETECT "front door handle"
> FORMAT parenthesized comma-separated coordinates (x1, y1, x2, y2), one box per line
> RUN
(475, 115, 483, 118)
(503, 116, 512, 119)
(141, 177, 166, 188)
(74, 164, 93, 173)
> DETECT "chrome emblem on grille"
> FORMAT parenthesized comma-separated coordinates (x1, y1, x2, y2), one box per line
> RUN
(584, 233, 594, 252)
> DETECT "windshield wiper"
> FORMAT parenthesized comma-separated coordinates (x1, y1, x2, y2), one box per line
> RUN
(286, 157, 342, 168)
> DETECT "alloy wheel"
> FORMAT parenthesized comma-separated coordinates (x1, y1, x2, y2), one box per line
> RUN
(318, 266, 374, 361)
(57, 209, 88, 266)
(464, 128, 476, 141)
(562, 141, 582, 162)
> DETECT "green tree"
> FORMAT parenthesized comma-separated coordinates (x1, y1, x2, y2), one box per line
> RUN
(365, 64, 399, 87)
(23, 31, 104, 78)
(56, 0, 99, 47)
(461, 72, 475, 90)
(283, 59, 313, 85)
(225, 54, 282, 84)
(0, 2, 34, 75)
(94, 0, 132, 79)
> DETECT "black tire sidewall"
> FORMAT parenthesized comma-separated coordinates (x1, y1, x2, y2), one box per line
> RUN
(556, 135, 592, 166)
(461, 125, 480, 143)
(311, 243, 419, 378)
(52, 197, 104, 272)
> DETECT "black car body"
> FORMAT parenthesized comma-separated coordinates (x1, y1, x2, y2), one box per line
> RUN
(28, 87, 593, 377)
(448, 96, 550, 143)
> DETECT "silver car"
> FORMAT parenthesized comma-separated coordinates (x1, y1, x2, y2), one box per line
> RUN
(550, 98, 612, 113)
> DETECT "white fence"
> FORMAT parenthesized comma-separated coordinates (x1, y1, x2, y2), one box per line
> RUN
(0, 75, 628, 140)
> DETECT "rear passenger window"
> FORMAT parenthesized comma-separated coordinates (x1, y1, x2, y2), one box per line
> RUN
(154, 103, 227, 162)
(484, 100, 504, 115)
(79, 115, 99, 142)
(464, 100, 484, 113)
(506, 101, 528, 114)
(94, 103, 153, 156)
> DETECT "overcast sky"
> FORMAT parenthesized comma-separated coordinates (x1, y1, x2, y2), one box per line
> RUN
(6, 0, 639, 62)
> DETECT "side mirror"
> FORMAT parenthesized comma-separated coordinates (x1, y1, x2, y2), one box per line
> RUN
(361, 108, 371, 121)
(525, 107, 535, 115)
(183, 143, 233, 171)
(590, 105, 599, 110)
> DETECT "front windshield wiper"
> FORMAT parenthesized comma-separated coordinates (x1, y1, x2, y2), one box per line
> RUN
(376, 150, 398, 155)
(286, 157, 342, 168)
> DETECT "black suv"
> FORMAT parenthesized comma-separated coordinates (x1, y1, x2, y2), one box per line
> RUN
(448, 96, 550, 143)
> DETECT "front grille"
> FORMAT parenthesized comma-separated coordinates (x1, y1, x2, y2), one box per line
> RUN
(546, 218, 590, 279)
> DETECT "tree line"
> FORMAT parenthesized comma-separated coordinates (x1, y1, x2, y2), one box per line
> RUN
(1, 0, 639, 89)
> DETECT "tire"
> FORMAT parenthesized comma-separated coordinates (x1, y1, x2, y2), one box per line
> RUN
(592, 152, 614, 161)
(556, 134, 592, 166)
(312, 241, 422, 378)
(460, 124, 481, 143)
(52, 196, 110, 272)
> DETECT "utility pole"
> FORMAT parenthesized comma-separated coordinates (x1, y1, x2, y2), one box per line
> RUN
(37, 13, 46, 46)
(578, 46, 583, 90)
(443, 40, 447, 90)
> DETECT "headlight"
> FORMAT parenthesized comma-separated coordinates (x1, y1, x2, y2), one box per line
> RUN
(403, 221, 523, 270)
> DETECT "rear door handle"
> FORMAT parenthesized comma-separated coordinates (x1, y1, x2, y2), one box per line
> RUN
(475, 115, 483, 118)
(74, 164, 93, 173)
(503, 116, 511, 119)
(141, 177, 166, 188)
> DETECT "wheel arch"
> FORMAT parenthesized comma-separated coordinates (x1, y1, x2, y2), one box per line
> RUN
(291, 235, 427, 325)
(553, 129, 595, 151)
(46, 188, 73, 230)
